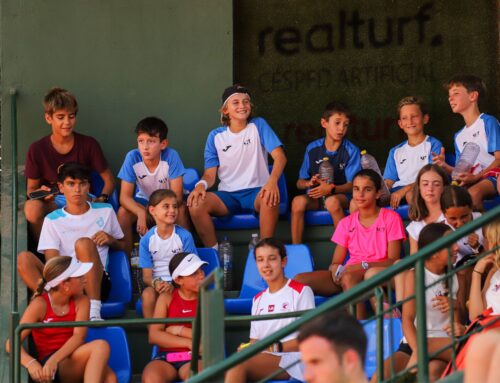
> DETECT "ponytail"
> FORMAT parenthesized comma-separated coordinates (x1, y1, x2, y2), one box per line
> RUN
(32, 278, 46, 299)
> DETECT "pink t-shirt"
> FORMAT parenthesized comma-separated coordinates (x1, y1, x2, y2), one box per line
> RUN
(332, 208, 406, 265)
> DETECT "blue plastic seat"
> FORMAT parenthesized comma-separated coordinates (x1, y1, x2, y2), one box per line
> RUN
(183, 167, 200, 195)
(101, 250, 132, 318)
(363, 318, 404, 378)
(225, 244, 323, 314)
(212, 166, 289, 230)
(135, 248, 220, 316)
(85, 326, 131, 383)
(484, 195, 500, 211)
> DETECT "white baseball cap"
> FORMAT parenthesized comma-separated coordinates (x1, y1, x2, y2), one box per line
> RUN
(171, 253, 208, 280)
(44, 257, 93, 291)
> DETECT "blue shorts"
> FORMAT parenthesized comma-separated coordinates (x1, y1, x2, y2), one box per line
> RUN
(214, 187, 261, 214)
(153, 351, 191, 370)
(486, 176, 498, 194)
(39, 352, 61, 382)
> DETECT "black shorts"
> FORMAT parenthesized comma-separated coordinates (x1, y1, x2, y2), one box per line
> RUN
(100, 271, 112, 302)
(397, 341, 412, 356)
(153, 351, 190, 370)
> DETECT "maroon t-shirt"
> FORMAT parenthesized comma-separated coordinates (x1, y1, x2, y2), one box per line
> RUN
(24, 132, 108, 186)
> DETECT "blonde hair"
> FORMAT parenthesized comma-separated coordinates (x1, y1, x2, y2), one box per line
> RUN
(32, 256, 73, 299)
(484, 219, 500, 268)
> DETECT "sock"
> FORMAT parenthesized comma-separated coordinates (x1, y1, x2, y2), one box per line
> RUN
(212, 243, 219, 251)
(90, 299, 102, 320)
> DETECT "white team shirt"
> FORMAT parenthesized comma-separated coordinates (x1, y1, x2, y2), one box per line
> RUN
(383, 136, 443, 188)
(138, 225, 197, 281)
(485, 270, 500, 315)
(38, 202, 124, 269)
(250, 279, 315, 342)
(406, 213, 446, 241)
(204, 117, 282, 192)
(454, 113, 500, 173)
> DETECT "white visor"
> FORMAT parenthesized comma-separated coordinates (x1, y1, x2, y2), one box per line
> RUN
(171, 254, 208, 280)
(44, 258, 93, 291)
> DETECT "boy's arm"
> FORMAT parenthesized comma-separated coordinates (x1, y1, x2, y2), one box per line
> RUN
(98, 168, 115, 197)
(119, 180, 148, 234)
(92, 231, 127, 251)
(432, 147, 453, 174)
(457, 151, 500, 186)
(259, 146, 287, 206)
(187, 167, 217, 207)
(169, 176, 185, 206)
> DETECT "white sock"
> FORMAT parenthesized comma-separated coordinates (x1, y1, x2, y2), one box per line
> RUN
(212, 243, 219, 251)
(90, 299, 102, 321)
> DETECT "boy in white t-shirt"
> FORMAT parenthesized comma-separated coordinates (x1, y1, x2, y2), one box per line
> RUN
(187, 85, 287, 248)
(17, 163, 125, 320)
(433, 75, 500, 209)
(383, 96, 443, 209)
(117, 116, 187, 254)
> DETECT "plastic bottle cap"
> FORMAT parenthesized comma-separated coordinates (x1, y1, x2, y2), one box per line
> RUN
(361, 150, 367, 155)
(133, 242, 139, 246)
(322, 157, 329, 161)
(451, 180, 459, 186)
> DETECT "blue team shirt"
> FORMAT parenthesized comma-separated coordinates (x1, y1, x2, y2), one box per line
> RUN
(383, 136, 443, 188)
(139, 224, 197, 281)
(118, 148, 185, 200)
(204, 117, 282, 192)
(298, 138, 361, 185)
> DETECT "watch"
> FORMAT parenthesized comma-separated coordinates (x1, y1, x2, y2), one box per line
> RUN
(99, 193, 109, 202)
(361, 261, 369, 270)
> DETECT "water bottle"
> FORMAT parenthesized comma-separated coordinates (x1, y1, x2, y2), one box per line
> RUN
(219, 236, 233, 291)
(130, 242, 144, 294)
(318, 157, 334, 204)
(451, 142, 481, 185)
(248, 233, 260, 251)
(360, 150, 391, 205)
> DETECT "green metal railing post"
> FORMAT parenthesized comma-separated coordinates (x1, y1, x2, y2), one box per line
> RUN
(415, 259, 429, 382)
(9, 88, 20, 383)
(447, 247, 457, 370)
(375, 287, 384, 381)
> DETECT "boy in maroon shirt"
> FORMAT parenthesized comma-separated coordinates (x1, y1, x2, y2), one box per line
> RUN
(24, 88, 115, 240)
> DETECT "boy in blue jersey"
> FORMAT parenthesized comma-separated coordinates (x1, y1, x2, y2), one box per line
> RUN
(187, 85, 287, 248)
(433, 75, 500, 209)
(117, 117, 187, 254)
(291, 101, 361, 244)
(17, 163, 125, 320)
(383, 96, 443, 209)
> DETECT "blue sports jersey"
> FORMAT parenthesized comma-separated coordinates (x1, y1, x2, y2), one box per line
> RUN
(204, 117, 282, 192)
(383, 136, 442, 188)
(138, 224, 197, 281)
(454, 113, 500, 171)
(118, 148, 185, 200)
(298, 138, 361, 185)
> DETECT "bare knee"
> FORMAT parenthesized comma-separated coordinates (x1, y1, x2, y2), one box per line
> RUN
(24, 200, 45, 223)
(291, 196, 308, 214)
(74, 237, 99, 260)
(325, 196, 343, 212)
(17, 251, 34, 274)
(341, 272, 360, 290)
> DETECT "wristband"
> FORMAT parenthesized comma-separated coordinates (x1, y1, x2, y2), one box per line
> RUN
(25, 358, 37, 368)
(330, 184, 336, 194)
(98, 193, 109, 202)
(195, 180, 208, 190)
(473, 269, 483, 275)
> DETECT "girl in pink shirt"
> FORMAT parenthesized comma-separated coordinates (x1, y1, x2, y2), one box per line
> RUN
(296, 169, 405, 317)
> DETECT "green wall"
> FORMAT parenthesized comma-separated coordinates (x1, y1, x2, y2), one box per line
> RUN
(0, 1, 232, 380)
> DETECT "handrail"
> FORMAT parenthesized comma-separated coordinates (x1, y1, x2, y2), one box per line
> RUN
(9, 88, 19, 383)
(187, 205, 500, 382)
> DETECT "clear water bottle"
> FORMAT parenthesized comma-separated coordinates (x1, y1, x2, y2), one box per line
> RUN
(219, 236, 233, 291)
(452, 142, 481, 185)
(130, 242, 143, 294)
(360, 150, 391, 205)
(248, 233, 260, 251)
(318, 157, 334, 204)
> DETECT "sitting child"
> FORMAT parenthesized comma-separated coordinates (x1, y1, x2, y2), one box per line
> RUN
(142, 252, 206, 383)
(139, 189, 197, 318)
(17, 163, 125, 321)
(6, 256, 116, 382)
(290, 101, 360, 244)
(374, 223, 464, 382)
(187, 85, 286, 249)
(24, 87, 114, 241)
(383, 96, 443, 209)
(117, 116, 187, 254)
(225, 238, 315, 383)
(295, 169, 405, 318)
(433, 75, 500, 210)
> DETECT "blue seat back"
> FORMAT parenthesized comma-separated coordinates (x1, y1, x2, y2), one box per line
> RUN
(197, 247, 220, 275)
(107, 250, 132, 304)
(363, 318, 404, 378)
(445, 152, 456, 167)
(90, 171, 119, 211)
(276, 166, 288, 215)
(240, 244, 314, 298)
(183, 167, 200, 195)
(85, 327, 131, 383)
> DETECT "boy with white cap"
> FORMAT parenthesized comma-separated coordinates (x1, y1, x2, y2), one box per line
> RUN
(187, 85, 287, 249)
